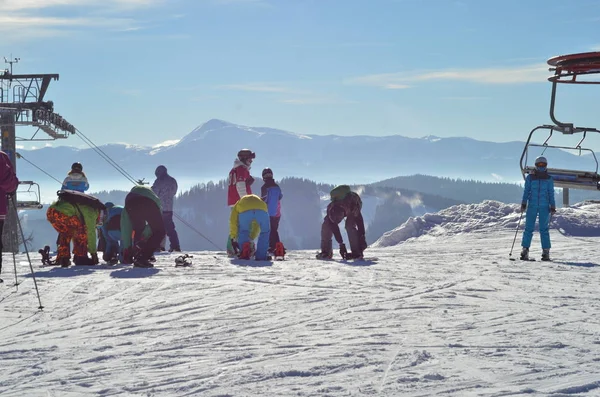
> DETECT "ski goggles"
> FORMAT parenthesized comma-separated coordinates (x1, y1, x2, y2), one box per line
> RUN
(535, 162, 547, 167)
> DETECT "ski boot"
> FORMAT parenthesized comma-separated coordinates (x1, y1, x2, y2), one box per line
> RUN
(520, 247, 529, 261)
(238, 242, 252, 260)
(346, 251, 364, 260)
(316, 251, 333, 260)
(274, 242, 286, 260)
(133, 257, 154, 268)
(74, 255, 95, 266)
(541, 249, 551, 261)
(56, 257, 71, 268)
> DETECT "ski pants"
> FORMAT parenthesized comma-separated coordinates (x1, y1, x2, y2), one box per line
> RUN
(320, 220, 338, 255)
(269, 216, 281, 250)
(321, 216, 365, 256)
(162, 211, 180, 250)
(102, 227, 122, 261)
(521, 204, 551, 249)
(47, 208, 88, 260)
(124, 195, 165, 261)
(345, 216, 364, 255)
(238, 209, 270, 260)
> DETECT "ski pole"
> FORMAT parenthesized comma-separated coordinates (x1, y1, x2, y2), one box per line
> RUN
(12, 195, 44, 310)
(509, 209, 524, 260)
(11, 251, 18, 286)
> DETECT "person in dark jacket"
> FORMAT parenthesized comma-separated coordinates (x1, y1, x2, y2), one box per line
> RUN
(520, 156, 556, 261)
(121, 185, 165, 268)
(317, 185, 367, 259)
(151, 165, 180, 252)
(0, 151, 18, 281)
(316, 202, 349, 259)
(260, 167, 283, 253)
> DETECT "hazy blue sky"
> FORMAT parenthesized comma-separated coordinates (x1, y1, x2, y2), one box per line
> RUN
(3, 0, 600, 149)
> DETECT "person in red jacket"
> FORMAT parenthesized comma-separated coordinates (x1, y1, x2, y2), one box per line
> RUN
(0, 151, 19, 282)
(227, 149, 255, 207)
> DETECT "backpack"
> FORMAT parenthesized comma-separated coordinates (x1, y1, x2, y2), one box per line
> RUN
(330, 185, 351, 202)
(57, 189, 107, 211)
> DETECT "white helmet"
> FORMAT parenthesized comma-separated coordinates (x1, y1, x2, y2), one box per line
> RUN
(535, 156, 547, 166)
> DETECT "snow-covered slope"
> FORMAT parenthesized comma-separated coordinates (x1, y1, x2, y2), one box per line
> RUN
(374, 200, 600, 247)
(1, 201, 600, 396)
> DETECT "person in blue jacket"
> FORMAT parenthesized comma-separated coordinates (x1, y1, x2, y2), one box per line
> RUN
(100, 202, 123, 264)
(62, 162, 89, 192)
(520, 156, 556, 261)
(260, 167, 283, 253)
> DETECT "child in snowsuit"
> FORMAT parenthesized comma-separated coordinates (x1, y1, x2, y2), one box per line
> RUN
(229, 194, 271, 260)
(152, 165, 181, 252)
(520, 156, 556, 261)
(46, 191, 104, 267)
(0, 150, 18, 281)
(100, 202, 123, 263)
(62, 162, 89, 192)
(316, 202, 349, 259)
(260, 167, 284, 254)
(228, 149, 255, 207)
(121, 185, 165, 267)
(318, 185, 367, 259)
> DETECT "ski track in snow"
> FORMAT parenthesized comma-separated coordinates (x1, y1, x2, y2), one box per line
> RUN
(1, 230, 600, 396)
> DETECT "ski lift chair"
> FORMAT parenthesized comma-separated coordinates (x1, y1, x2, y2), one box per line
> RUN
(520, 52, 600, 206)
(15, 181, 44, 209)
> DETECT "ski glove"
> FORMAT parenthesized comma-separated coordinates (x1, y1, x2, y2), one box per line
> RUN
(246, 176, 255, 186)
(339, 243, 348, 259)
(521, 203, 527, 212)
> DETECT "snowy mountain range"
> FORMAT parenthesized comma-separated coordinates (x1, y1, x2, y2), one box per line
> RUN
(16, 119, 600, 202)
(3, 200, 600, 395)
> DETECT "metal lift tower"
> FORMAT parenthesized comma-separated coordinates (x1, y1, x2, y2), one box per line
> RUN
(0, 57, 76, 252)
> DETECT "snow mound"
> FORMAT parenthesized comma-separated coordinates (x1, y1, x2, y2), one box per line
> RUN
(372, 200, 600, 247)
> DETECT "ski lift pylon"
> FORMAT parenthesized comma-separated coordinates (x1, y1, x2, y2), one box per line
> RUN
(521, 52, 600, 206)
(15, 180, 44, 209)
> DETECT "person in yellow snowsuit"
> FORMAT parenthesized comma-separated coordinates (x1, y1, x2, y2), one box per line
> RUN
(229, 194, 270, 260)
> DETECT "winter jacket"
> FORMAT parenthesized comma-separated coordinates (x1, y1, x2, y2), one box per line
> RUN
(103, 205, 123, 231)
(227, 159, 253, 206)
(0, 151, 18, 220)
(260, 178, 283, 217)
(522, 169, 556, 209)
(339, 192, 366, 236)
(120, 185, 162, 250)
(62, 171, 89, 192)
(229, 194, 267, 240)
(152, 174, 178, 212)
(48, 198, 100, 254)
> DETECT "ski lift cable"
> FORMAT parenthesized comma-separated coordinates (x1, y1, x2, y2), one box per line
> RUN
(15, 153, 62, 185)
(73, 128, 138, 185)
(173, 212, 222, 251)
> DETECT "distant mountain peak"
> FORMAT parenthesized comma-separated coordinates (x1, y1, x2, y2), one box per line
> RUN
(180, 119, 312, 144)
(421, 135, 443, 142)
(199, 119, 235, 130)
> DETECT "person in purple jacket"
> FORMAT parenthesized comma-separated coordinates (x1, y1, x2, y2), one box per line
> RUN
(0, 150, 19, 282)
(260, 167, 283, 254)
